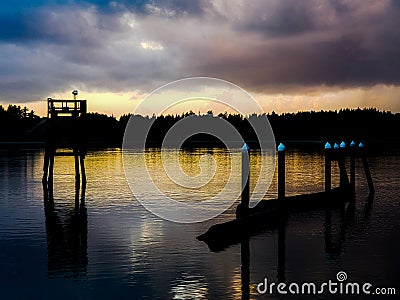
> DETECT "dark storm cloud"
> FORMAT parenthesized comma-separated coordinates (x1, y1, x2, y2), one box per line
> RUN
(178, 0, 400, 92)
(0, 0, 399, 103)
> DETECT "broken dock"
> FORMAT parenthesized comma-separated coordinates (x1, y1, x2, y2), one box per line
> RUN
(198, 141, 374, 251)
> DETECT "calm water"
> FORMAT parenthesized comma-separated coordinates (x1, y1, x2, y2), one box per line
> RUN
(0, 148, 399, 299)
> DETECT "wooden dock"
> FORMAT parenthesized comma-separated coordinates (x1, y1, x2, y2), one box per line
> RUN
(198, 141, 374, 252)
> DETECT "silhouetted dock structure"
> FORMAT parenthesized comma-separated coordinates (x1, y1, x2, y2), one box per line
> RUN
(198, 141, 375, 251)
(42, 91, 87, 198)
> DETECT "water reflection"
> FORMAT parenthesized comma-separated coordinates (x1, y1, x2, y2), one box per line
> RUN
(240, 237, 250, 300)
(43, 182, 87, 278)
(234, 196, 375, 299)
(1, 148, 398, 299)
(170, 274, 208, 299)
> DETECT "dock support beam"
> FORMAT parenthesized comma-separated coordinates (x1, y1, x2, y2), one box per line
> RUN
(237, 143, 250, 219)
(278, 143, 285, 200)
(42, 145, 86, 204)
(350, 141, 356, 195)
(74, 148, 80, 186)
(324, 143, 332, 192)
(43, 145, 55, 184)
(338, 142, 349, 187)
(80, 153, 87, 185)
(359, 148, 375, 194)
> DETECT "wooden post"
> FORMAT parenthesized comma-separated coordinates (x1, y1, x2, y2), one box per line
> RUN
(43, 147, 50, 183)
(241, 143, 250, 213)
(48, 148, 55, 184)
(74, 148, 80, 186)
(80, 153, 86, 185)
(338, 141, 349, 187)
(278, 143, 285, 200)
(325, 142, 332, 192)
(359, 143, 375, 194)
(350, 141, 356, 195)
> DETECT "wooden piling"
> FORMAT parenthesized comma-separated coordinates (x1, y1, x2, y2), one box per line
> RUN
(74, 149, 80, 185)
(362, 154, 375, 194)
(350, 141, 356, 195)
(278, 143, 285, 200)
(80, 153, 86, 185)
(324, 142, 332, 192)
(338, 146, 349, 187)
(43, 147, 50, 183)
(48, 149, 55, 184)
(240, 143, 250, 215)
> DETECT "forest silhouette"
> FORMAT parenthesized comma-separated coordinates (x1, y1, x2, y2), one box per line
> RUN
(1, 104, 399, 148)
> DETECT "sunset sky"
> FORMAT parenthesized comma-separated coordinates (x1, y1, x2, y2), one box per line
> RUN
(0, 0, 399, 117)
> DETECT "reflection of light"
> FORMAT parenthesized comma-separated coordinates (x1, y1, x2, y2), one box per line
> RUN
(230, 267, 258, 299)
(171, 274, 208, 300)
(143, 148, 237, 201)
(229, 269, 243, 300)
(130, 220, 164, 266)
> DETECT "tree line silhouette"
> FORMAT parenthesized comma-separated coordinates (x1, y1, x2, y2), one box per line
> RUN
(0, 104, 399, 147)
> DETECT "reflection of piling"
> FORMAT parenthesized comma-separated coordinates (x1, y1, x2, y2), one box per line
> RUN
(241, 237, 250, 300)
(44, 193, 88, 278)
(277, 143, 285, 200)
(277, 220, 286, 282)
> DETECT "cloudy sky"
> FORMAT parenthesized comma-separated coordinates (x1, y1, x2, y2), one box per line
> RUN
(0, 0, 399, 116)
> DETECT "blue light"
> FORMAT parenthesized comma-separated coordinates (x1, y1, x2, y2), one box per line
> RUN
(242, 143, 250, 152)
(359, 142, 364, 148)
(277, 143, 285, 152)
(325, 142, 331, 149)
(350, 141, 356, 147)
(334, 143, 339, 149)
(340, 141, 346, 148)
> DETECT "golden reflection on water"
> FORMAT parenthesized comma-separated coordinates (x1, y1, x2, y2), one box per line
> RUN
(229, 270, 243, 300)
(144, 148, 238, 201)
(36, 147, 342, 208)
